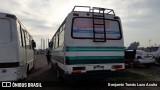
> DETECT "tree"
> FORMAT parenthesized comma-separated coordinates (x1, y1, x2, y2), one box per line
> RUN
(128, 42, 140, 50)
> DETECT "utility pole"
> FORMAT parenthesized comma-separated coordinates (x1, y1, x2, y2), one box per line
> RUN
(149, 39, 151, 47)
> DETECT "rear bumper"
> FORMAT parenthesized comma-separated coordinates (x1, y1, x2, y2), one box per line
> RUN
(65, 70, 125, 80)
(0, 68, 20, 81)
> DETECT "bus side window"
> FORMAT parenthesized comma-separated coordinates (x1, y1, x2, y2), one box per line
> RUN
(21, 29, 26, 47)
(55, 33, 59, 48)
(53, 36, 56, 49)
(59, 29, 64, 47)
(23, 31, 28, 49)
(25, 32, 30, 49)
(17, 22, 22, 47)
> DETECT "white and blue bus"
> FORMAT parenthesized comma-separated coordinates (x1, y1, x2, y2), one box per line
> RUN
(49, 6, 125, 80)
(0, 13, 36, 81)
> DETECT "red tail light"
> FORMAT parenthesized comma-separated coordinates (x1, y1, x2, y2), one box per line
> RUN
(72, 70, 81, 74)
(72, 67, 85, 74)
(112, 65, 123, 71)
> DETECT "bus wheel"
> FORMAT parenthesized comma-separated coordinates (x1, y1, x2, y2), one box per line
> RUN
(56, 65, 64, 81)
(22, 71, 27, 81)
(27, 65, 29, 74)
(133, 63, 137, 68)
(51, 63, 55, 69)
(32, 62, 35, 69)
(19, 72, 27, 81)
(145, 64, 151, 68)
(21, 66, 28, 81)
(55, 64, 60, 77)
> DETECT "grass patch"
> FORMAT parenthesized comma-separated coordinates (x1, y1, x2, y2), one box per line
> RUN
(136, 71, 160, 79)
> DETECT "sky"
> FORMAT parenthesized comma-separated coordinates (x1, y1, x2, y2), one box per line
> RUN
(0, 0, 160, 49)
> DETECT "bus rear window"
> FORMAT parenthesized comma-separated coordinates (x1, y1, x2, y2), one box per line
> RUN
(72, 18, 121, 39)
(0, 19, 11, 43)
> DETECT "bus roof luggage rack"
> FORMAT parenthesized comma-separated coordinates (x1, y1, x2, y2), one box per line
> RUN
(92, 7, 115, 15)
(72, 6, 115, 15)
(72, 6, 91, 12)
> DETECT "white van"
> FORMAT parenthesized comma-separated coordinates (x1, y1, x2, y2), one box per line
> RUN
(148, 46, 160, 64)
(134, 50, 156, 68)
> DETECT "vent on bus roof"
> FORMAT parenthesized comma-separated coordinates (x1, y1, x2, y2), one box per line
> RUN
(6, 14, 17, 19)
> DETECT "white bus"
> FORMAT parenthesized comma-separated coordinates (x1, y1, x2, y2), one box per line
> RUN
(49, 6, 125, 80)
(0, 13, 36, 81)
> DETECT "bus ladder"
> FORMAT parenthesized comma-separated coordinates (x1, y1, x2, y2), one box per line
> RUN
(92, 7, 106, 42)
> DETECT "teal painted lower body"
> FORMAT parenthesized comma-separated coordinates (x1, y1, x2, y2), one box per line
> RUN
(66, 46, 124, 65)
(66, 56, 124, 65)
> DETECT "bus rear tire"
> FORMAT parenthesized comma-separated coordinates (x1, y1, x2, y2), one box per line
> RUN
(27, 65, 29, 74)
(145, 64, 151, 68)
(20, 66, 28, 81)
(55, 65, 64, 81)
(22, 72, 27, 81)
(51, 63, 55, 69)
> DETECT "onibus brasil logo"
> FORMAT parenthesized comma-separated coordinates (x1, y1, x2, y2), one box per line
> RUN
(2, 82, 42, 87)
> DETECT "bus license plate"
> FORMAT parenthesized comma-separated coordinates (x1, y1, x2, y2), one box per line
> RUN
(94, 65, 104, 70)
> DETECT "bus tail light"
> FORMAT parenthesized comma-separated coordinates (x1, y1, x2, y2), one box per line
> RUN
(112, 65, 123, 71)
(72, 70, 81, 74)
(72, 67, 85, 74)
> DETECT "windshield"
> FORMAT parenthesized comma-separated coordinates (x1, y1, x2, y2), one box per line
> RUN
(72, 18, 121, 39)
(0, 19, 11, 43)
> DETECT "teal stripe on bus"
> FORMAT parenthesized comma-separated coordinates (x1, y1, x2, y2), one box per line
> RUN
(66, 46, 125, 52)
(67, 56, 124, 60)
(66, 56, 124, 65)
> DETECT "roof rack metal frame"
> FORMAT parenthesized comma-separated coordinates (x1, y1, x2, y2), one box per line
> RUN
(72, 5, 91, 12)
(72, 6, 115, 15)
